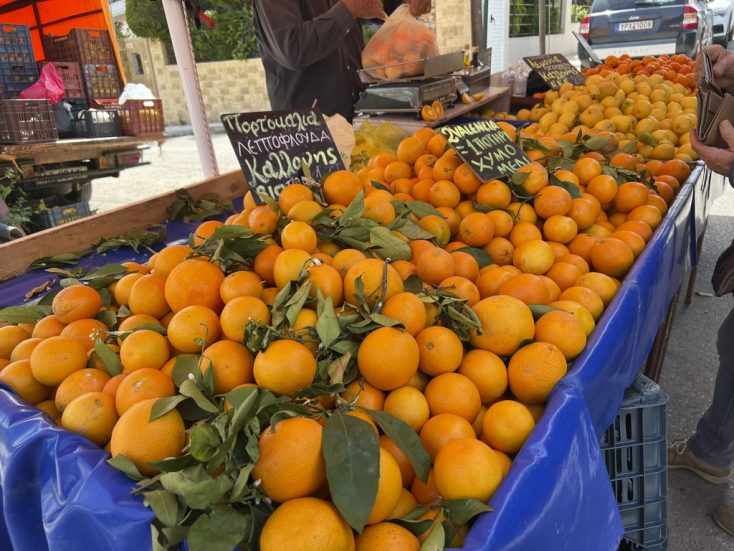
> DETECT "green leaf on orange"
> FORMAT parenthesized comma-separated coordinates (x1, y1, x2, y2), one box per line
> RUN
(323, 410, 379, 532)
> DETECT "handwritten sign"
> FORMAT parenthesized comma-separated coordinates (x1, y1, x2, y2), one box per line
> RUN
(523, 53, 586, 90)
(221, 108, 344, 204)
(440, 121, 530, 181)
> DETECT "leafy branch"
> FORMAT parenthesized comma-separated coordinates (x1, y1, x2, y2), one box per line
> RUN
(188, 225, 269, 274)
(166, 189, 234, 223)
(96, 226, 167, 254)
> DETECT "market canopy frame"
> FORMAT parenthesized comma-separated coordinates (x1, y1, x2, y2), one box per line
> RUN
(0, 0, 124, 73)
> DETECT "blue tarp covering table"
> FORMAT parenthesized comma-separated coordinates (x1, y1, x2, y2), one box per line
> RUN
(0, 166, 707, 550)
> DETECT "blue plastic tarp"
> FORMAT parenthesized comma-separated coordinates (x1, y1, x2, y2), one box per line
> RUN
(0, 167, 708, 550)
(454, 165, 703, 550)
(567, 168, 695, 435)
(456, 386, 623, 551)
(0, 390, 153, 551)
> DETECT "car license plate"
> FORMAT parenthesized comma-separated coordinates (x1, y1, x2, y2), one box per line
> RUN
(618, 20, 653, 32)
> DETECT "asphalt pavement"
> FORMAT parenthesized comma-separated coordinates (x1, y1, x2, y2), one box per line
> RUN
(89, 133, 240, 213)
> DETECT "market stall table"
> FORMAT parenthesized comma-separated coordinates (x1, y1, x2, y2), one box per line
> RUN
(0, 164, 708, 550)
(352, 86, 510, 134)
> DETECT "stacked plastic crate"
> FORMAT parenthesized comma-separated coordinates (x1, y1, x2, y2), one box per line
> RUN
(0, 23, 38, 99)
(0, 23, 57, 145)
(42, 29, 121, 138)
(602, 374, 669, 551)
(44, 28, 163, 137)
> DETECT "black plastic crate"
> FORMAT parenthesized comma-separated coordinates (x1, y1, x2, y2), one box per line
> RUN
(0, 61, 38, 99)
(73, 109, 121, 138)
(602, 374, 668, 549)
(619, 536, 668, 551)
(54, 97, 87, 139)
(0, 23, 34, 65)
(33, 201, 93, 230)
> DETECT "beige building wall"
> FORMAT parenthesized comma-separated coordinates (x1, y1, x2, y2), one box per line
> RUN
(118, 37, 158, 97)
(119, 39, 271, 125)
(435, 0, 472, 55)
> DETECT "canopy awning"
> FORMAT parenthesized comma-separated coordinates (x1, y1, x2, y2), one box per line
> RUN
(0, 0, 124, 80)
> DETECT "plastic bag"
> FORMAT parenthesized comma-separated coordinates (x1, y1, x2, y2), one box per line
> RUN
(351, 122, 408, 170)
(19, 63, 64, 104)
(118, 83, 156, 104)
(362, 5, 439, 80)
(53, 101, 75, 138)
(325, 114, 356, 169)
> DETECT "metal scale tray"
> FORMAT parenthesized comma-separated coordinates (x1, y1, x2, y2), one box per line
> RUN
(354, 77, 457, 113)
(355, 52, 463, 114)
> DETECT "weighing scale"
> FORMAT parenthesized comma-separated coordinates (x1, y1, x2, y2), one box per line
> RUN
(355, 52, 463, 115)
(354, 50, 493, 116)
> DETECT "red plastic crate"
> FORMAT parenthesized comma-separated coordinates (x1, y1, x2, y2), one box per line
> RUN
(42, 29, 115, 65)
(39, 61, 84, 98)
(0, 99, 57, 144)
(82, 63, 122, 101)
(121, 99, 164, 136)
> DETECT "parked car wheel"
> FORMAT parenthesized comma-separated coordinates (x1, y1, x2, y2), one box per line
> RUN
(65, 181, 92, 203)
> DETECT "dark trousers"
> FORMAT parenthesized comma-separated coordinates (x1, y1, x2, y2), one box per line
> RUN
(689, 303, 734, 468)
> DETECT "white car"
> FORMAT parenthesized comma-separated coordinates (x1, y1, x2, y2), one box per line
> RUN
(708, 0, 734, 45)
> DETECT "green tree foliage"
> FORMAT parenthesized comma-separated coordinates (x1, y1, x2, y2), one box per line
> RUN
(125, 0, 259, 62)
(509, 0, 563, 37)
(125, 0, 169, 44)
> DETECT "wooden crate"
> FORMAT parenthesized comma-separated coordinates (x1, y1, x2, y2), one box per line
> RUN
(0, 170, 248, 281)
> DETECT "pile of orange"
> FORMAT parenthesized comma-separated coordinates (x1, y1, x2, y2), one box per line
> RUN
(583, 53, 696, 90)
(0, 118, 691, 550)
(514, 54, 699, 162)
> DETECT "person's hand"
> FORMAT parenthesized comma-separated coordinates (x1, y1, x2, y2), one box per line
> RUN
(406, 0, 431, 16)
(342, 0, 384, 19)
(690, 121, 734, 177)
(698, 44, 734, 90)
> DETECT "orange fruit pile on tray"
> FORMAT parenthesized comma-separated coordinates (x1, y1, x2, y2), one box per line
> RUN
(584, 53, 696, 89)
(0, 114, 692, 550)
(514, 54, 699, 162)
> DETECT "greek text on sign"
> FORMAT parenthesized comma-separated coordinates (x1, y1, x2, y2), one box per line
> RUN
(440, 120, 530, 181)
(523, 53, 586, 90)
(221, 108, 344, 203)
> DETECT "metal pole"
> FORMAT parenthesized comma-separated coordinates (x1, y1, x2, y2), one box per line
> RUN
(539, 0, 547, 55)
(471, 0, 483, 46)
(481, 0, 489, 50)
(161, 0, 219, 178)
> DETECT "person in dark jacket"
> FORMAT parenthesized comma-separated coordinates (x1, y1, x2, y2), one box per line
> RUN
(253, 0, 431, 120)
(670, 43, 734, 538)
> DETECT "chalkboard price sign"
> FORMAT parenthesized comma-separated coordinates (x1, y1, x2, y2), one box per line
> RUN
(221, 108, 344, 204)
(440, 121, 530, 181)
(523, 53, 586, 90)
